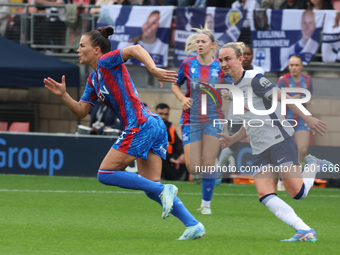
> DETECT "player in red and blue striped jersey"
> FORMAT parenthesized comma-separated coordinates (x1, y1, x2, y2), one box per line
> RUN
(277, 55, 313, 166)
(172, 25, 231, 215)
(44, 26, 205, 240)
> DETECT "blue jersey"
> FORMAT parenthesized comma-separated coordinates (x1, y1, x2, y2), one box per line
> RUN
(176, 57, 229, 125)
(80, 49, 155, 130)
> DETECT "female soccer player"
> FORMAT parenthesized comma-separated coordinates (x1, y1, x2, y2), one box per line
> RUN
(44, 26, 205, 240)
(278, 55, 313, 166)
(172, 25, 230, 215)
(217, 42, 334, 242)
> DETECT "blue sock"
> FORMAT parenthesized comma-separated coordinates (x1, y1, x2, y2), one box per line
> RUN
(202, 172, 216, 202)
(97, 170, 164, 195)
(145, 181, 199, 227)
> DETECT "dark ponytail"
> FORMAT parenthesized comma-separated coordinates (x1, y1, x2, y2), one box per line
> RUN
(84, 26, 115, 54)
(97, 26, 114, 39)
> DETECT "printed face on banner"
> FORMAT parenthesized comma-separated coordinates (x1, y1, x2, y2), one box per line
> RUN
(250, 9, 325, 72)
(97, 6, 173, 67)
(174, 7, 245, 66)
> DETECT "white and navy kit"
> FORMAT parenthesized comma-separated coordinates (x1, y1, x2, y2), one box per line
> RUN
(229, 70, 295, 155)
(228, 70, 299, 174)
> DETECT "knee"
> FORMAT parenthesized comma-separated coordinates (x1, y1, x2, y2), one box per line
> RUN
(201, 156, 215, 168)
(186, 163, 196, 175)
(258, 191, 272, 200)
(299, 147, 308, 159)
(292, 183, 307, 200)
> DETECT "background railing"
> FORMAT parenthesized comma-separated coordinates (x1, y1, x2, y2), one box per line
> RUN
(2, 4, 99, 57)
(1, 3, 340, 72)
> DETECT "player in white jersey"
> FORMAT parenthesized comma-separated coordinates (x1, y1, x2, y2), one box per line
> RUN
(216, 44, 265, 183)
(217, 42, 334, 242)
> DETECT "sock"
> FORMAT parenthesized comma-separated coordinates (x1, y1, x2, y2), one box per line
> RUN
(296, 162, 318, 199)
(202, 171, 216, 202)
(218, 147, 234, 167)
(97, 170, 164, 195)
(145, 181, 199, 227)
(260, 193, 310, 231)
(201, 199, 211, 208)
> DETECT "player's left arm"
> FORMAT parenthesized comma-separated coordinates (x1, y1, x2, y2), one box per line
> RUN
(276, 88, 326, 136)
(121, 44, 177, 88)
(251, 74, 326, 136)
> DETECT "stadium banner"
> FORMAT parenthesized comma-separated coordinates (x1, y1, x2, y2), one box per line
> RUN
(97, 5, 173, 67)
(322, 10, 340, 63)
(1, 132, 339, 180)
(0, 133, 115, 177)
(250, 9, 325, 72)
(174, 7, 246, 67)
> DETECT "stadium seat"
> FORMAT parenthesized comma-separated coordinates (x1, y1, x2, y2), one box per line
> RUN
(0, 121, 8, 131)
(8, 122, 30, 132)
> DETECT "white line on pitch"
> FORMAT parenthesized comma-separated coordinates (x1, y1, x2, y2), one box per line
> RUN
(0, 189, 339, 198)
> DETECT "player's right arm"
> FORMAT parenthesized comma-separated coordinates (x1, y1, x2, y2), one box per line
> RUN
(121, 44, 177, 88)
(44, 75, 92, 119)
(171, 83, 192, 110)
(217, 126, 247, 149)
(275, 88, 326, 136)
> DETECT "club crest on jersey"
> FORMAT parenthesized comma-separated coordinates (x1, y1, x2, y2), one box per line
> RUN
(191, 68, 196, 73)
(259, 77, 272, 88)
(212, 69, 219, 77)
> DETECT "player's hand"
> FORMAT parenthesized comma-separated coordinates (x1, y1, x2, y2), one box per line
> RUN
(181, 97, 193, 110)
(44, 75, 67, 96)
(217, 133, 233, 149)
(169, 158, 181, 170)
(305, 116, 327, 136)
(150, 67, 178, 88)
(221, 89, 232, 100)
(292, 94, 301, 99)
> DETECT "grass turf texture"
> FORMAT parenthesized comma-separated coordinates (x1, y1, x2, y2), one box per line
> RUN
(1, 174, 339, 255)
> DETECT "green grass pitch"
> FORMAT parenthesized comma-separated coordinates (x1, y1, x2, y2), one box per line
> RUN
(1, 174, 339, 255)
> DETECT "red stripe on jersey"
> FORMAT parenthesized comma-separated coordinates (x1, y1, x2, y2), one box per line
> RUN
(143, 104, 155, 117)
(199, 65, 210, 123)
(200, 65, 209, 83)
(119, 126, 140, 153)
(182, 62, 191, 125)
(301, 74, 312, 90)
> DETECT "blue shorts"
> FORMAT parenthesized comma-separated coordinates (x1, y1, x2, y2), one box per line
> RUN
(112, 116, 167, 160)
(252, 136, 299, 176)
(290, 117, 310, 132)
(181, 121, 224, 146)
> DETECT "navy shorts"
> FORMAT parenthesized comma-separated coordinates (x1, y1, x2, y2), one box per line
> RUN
(252, 136, 300, 176)
(112, 116, 167, 160)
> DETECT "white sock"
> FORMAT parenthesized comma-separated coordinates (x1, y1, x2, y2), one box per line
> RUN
(218, 147, 234, 166)
(301, 162, 318, 198)
(260, 194, 310, 231)
(201, 200, 211, 208)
